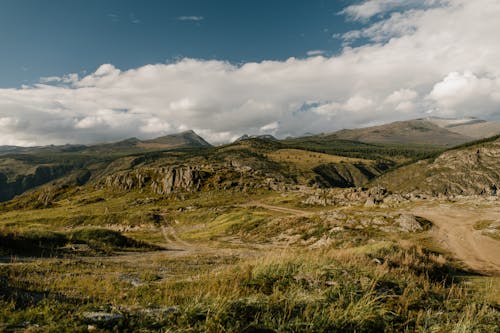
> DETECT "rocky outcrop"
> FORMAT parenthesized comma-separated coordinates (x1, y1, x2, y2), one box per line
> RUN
(374, 137, 500, 196)
(103, 166, 210, 194)
(396, 214, 424, 232)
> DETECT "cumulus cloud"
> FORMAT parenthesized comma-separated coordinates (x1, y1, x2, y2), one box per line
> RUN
(177, 16, 204, 21)
(339, 0, 441, 21)
(0, 0, 499, 146)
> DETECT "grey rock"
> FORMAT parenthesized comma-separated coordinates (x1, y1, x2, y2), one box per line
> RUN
(82, 312, 123, 323)
(396, 214, 424, 232)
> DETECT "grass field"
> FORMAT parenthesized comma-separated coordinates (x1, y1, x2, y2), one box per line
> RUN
(0, 187, 498, 332)
(266, 149, 371, 170)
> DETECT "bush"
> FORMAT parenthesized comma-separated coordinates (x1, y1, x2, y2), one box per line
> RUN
(70, 228, 160, 253)
(0, 228, 68, 256)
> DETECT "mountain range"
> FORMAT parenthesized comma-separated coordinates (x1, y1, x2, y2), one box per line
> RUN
(0, 116, 499, 203)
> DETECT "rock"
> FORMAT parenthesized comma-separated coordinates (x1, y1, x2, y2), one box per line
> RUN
(310, 235, 334, 249)
(364, 197, 376, 207)
(82, 311, 123, 324)
(396, 214, 423, 232)
(103, 165, 210, 194)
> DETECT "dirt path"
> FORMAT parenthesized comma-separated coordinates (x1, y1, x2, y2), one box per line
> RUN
(413, 205, 500, 275)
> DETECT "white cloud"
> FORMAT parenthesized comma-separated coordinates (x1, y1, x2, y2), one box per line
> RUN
(0, 0, 499, 146)
(260, 121, 279, 132)
(428, 71, 500, 118)
(339, 0, 440, 21)
(306, 50, 326, 56)
(385, 89, 418, 104)
(343, 96, 375, 112)
(177, 16, 204, 21)
(140, 118, 171, 134)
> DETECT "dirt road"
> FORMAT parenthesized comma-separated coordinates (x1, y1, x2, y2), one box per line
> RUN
(244, 201, 500, 275)
(413, 205, 500, 275)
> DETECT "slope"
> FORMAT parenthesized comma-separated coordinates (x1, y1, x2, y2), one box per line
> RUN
(332, 119, 472, 146)
(373, 134, 500, 195)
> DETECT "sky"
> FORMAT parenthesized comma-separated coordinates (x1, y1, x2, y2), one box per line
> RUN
(1, 0, 500, 146)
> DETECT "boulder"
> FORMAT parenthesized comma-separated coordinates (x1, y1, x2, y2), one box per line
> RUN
(396, 214, 423, 232)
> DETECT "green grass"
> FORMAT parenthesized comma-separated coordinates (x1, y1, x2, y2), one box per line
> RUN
(0, 226, 160, 256)
(0, 186, 498, 331)
(0, 242, 498, 332)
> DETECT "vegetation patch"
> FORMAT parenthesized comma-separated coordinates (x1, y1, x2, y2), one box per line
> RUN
(69, 228, 162, 253)
(473, 220, 500, 240)
(0, 228, 67, 256)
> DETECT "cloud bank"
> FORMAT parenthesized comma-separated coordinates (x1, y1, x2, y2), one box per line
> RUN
(1, 0, 499, 146)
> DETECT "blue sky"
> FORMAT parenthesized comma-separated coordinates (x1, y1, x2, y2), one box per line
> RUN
(0, 0, 362, 88)
(1, 0, 499, 146)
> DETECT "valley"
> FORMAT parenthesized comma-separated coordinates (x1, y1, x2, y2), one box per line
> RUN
(0, 118, 499, 332)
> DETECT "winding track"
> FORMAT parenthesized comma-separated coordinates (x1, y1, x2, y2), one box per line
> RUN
(244, 201, 500, 275)
(413, 205, 500, 275)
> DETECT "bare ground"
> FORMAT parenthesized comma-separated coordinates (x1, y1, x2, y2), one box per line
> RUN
(413, 203, 500, 276)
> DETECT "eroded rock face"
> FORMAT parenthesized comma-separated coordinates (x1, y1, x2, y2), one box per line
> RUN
(374, 138, 500, 196)
(103, 166, 209, 194)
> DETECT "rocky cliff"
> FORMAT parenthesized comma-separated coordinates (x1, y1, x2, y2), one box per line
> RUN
(102, 166, 210, 194)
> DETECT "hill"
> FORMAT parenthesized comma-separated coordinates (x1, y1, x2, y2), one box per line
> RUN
(425, 117, 500, 139)
(86, 130, 212, 152)
(0, 130, 212, 202)
(331, 119, 472, 146)
(373, 134, 500, 195)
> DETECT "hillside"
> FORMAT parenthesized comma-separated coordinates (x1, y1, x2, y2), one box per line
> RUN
(0, 126, 499, 332)
(0, 131, 212, 202)
(86, 130, 212, 152)
(425, 117, 500, 139)
(373, 134, 500, 195)
(331, 119, 472, 146)
(0, 117, 496, 204)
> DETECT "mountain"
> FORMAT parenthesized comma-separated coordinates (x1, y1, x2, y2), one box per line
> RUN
(425, 117, 500, 139)
(0, 130, 212, 156)
(88, 130, 212, 152)
(140, 130, 212, 149)
(234, 134, 277, 142)
(330, 119, 473, 146)
(373, 134, 500, 195)
(0, 130, 212, 202)
(0, 119, 492, 204)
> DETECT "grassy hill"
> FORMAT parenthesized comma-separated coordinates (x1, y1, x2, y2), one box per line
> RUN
(330, 119, 472, 146)
(373, 134, 500, 195)
(0, 129, 499, 331)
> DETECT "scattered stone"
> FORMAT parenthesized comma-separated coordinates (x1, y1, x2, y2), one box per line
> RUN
(310, 235, 334, 249)
(82, 312, 123, 324)
(119, 274, 143, 287)
(396, 214, 424, 232)
(364, 197, 376, 207)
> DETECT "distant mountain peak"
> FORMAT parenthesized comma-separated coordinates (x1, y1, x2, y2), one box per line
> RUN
(234, 134, 277, 142)
(326, 118, 472, 146)
(145, 130, 211, 148)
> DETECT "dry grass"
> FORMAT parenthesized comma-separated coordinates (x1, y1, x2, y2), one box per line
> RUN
(267, 149, 371, 170)
(0, 190, 498, 332)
